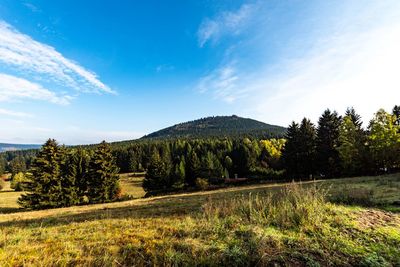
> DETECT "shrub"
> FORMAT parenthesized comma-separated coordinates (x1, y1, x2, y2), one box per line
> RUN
(195, 178, 209, 191)
(11, 172, 27, 191)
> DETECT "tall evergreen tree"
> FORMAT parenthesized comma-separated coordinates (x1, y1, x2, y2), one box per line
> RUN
(186, 149, 200, 185)
(172, 158, 186, 189)
(19, 139, 64, 209)
(73, 148, 91, 203)
(87, 141, 120, 203)
(282, 121, 301, 178)
(143, 150, 168, 192)
(59, 148, 79, 206)
(345, 107, 362, 129)
(298, 118, 317, 178)
(0, 155, 6, 176)
(316, 109, 341, 177)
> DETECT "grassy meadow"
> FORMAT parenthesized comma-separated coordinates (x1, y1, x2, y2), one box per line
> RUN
(0, 173, 399, 266)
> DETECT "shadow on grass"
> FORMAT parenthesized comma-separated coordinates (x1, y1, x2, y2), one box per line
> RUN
(0, 193, 210, 228)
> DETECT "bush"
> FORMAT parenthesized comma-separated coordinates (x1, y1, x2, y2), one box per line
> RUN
(11, 172, 27, 191)
(195, 178, 209, 191)
(249, 167, 286, 181)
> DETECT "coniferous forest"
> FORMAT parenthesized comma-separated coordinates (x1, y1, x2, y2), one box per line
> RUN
(1, 106, 400, 209)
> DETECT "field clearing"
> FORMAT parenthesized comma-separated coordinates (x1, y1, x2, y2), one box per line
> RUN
(0, 173, 399, 265)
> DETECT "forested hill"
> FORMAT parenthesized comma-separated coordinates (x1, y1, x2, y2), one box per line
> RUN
(0, 143, 41, 152)
(141, 115, 286, 139)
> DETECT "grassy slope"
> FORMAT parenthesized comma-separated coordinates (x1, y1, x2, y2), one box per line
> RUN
(0, 174, 399, 266)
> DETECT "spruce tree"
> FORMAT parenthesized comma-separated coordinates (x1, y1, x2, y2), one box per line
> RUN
(172, 158, 186, 189)
(59, 147, 79, 207)
(316, 109, 341, 177)
(345, 107, 362, 129)
(143, 150, 168, 192)
(187, 150, 200, 186)
(73, 148, 91, 203)
(282, 121, 301, 178)
(298, 118, 317, 178)
(87, 141, 120, 203)
(19, 139, 64, 209)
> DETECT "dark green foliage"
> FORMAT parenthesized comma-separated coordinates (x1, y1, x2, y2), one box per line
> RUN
(345, 107, 363, 129)
(59, 148, 79, 206)
(87, 141, 120, 204)
(142, 115, 286, 139)
(143, 151, 169, 192)
(282, 122, 301, 178)
(19, 139, 64, 209)
(283, 119, 317, 179)
(9, 156, 27, 176)
(0, 154, 6, 176)
(19, 140, 120, 209)
(316, 109, 341, 177)
(73, 148, 91, 202)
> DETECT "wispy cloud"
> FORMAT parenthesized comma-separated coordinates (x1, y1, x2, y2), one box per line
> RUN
(250, 20, 400, 125)
(0, 73, 72, 105)
(0, 108, 33, 118)
(0, 21, 114, 94)
(197, 4, 255, 47)
(196, 1, 400, 125)
(196, 62, 245, 103)
(23, 3, 41, 13)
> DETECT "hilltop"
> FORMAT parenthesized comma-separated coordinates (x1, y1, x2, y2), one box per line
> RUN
(141, 115, 286, 139)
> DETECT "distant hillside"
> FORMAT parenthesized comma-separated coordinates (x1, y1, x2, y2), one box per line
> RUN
(141, 115, 286, 139)
(0, 143, 41, 152)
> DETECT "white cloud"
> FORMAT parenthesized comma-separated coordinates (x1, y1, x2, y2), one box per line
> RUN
(196, 62, 250, 103)
(0, 21, 114, 94)
(197, 4, 254, 47)
(247, 18, 400, 126)
(23, 3, 41, 13)
(0, 73, 72, 105)
(0, 108, 33, 118)
(198, 1, 400, 127)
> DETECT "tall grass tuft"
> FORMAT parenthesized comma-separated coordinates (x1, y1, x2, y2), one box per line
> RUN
(202, 183, 331, 229)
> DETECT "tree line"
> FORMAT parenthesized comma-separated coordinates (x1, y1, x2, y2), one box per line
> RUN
(283, 107, 400, 178)
(2, 105, 400, 206)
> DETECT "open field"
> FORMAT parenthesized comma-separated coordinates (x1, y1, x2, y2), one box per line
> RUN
(0, 173, 399, 265)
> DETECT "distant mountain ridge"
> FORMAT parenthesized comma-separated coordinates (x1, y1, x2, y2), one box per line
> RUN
(141, 115, 286, 139)
(0, 143, 41, 152)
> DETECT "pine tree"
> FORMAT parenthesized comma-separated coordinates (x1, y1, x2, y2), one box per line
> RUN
(143, 150, 168, 192)
(59, 148, 79, 207)
(19, 139, 64, 209)
(316, 109, 341, 177)
(298, 118, 317, 178)
(282, 122, 301, 178)
(73, 148, 91, 203)
(345, 107, 362, 129)
(87, 141, 120, 203)
(187, 150, 200, 185)
(172, 158, 186, 189)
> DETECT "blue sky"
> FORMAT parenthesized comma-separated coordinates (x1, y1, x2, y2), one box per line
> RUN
(0, 0, 400, 144)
